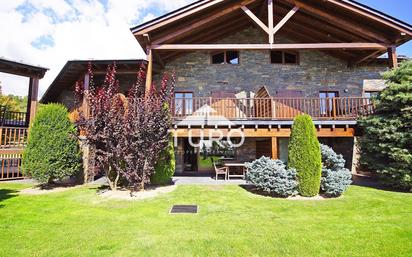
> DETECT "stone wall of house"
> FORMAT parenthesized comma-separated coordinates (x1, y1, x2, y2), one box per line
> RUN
(319, 137, 354, 169)
(236, 138, 257, 162)
(158, 26, 388, 97)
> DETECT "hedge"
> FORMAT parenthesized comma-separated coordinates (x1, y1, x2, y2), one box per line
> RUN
(151, 135, 175, 185)
(22, 104, 82, 184)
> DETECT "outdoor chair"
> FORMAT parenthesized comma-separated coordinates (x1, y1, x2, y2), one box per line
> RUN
(212, 158, 228, 180)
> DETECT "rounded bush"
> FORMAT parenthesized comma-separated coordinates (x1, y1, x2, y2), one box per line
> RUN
(288, 114, 322, 197)
(320, 144, 352, 197)
(245, 157, 298, 197)
(151, 135, 175, 185)
(22, 104, 82, 184)
(321, 168, 352, 197)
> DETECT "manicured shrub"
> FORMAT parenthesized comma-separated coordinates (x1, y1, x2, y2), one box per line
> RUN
(358, 61, 412, 191)
(22, 104, 82, 184)
(320, 144, 346, 170)
(245, 157, 298, 197)
(151, 135, 175, 185)
(288, 114, 322, 197)
(320, 144, 352, 197)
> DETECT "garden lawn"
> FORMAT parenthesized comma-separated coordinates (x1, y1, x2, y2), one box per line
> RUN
(0, 183, 411, 257)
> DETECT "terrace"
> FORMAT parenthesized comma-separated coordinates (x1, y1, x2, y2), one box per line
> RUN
(172, 96, 374, 123)
(0, 58, 48, 181)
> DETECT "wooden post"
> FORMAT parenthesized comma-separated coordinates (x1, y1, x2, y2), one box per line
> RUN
(145, 46, 153, 95)
(388, 46, 398, 68)
(271, 137, 278, 159)
(26, 77, 39, 127)
(82, 73, 90, 118)
(268, 0, 274, 44)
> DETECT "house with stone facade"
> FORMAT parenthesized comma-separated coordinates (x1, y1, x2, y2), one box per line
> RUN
(42, 0, 412, 175)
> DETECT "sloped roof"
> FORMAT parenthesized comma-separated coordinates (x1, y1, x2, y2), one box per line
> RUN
(131, 0, 412, 64)
(41, 59, 146, 103)
(0, 57, 48, 79)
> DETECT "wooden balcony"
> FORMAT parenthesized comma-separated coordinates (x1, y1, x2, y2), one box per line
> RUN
(0, 108, 28, 127)
(172, 97, 374, 121)
(0, 107, 29, 180)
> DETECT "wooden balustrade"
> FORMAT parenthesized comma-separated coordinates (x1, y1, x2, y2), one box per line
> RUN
(0, 108, 27, 127)
(0, 127, 28, 180)
(172, 97, 375, 120)
(0, 127, 29, 149)
(0, 150, 23, 180)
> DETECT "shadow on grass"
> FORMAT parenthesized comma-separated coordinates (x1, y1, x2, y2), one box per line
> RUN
(352, 174, 411, 193)
(238, 184, 289, 199)
(0, 189, 19, 208)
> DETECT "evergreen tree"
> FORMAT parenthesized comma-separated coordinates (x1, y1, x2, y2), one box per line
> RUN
(22, 104, 82, 184)
(288, 114, 322, 197)
(359, 61, 412, 191)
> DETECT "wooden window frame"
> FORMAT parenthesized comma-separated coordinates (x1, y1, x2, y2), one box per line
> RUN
(319, 91, 339, 116)
(174, 91, 194, 116)
(210, 50, 240, 65)
(270, 50, 300, 65)
(363, 90, 380, 98)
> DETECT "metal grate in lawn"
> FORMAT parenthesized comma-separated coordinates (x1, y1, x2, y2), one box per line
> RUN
(170, 205, 198, 214)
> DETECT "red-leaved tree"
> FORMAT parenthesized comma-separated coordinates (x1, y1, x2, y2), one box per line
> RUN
(75, 63, 175, 192)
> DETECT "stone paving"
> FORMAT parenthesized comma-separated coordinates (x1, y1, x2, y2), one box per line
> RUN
(173, 175, 247, 185)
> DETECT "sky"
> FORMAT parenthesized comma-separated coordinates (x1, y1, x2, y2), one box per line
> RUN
(0, 0, 411, 98)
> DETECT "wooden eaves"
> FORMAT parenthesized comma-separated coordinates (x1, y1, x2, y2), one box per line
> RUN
(131, 0, 412, 91)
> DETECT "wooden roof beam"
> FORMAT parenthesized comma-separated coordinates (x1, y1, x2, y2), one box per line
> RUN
(276, 5, 368, 42)
(268, 0, 274, 43)
(134, 0, 225, 35)
(161, 22, 252, 61)
(350, 50, 384, 66)
(326, 0, 412, 36)
(152, 0, 257, 45)
(152, 43, 389, 51)
(287, 0, 391, 43)
(273, 6, 299, 35)
(241, 5, 269, 34)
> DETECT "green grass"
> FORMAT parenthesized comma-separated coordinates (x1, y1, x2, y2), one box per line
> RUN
(198, 155, 221, 169)
(0, 183, 411, 257)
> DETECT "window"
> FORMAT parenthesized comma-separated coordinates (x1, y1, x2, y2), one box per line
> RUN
(211, 51, 239, 64)
(364, 91, 380, 98)
(319, 91, 339, 116)
(174, 92, 193, 116)
(271, 51, 299, 64)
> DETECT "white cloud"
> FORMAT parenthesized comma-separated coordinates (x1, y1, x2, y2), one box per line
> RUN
(0, 0, 195, 97)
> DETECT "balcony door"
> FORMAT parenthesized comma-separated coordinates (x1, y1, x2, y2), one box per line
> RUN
(319, 91, 339, 116)
(174, 92, 193, 117)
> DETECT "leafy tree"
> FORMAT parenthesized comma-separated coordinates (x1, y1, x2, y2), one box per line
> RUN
(22, 104, 82, 184)
(359, 61, 412, 191)
(151, 135, 175, 185)
(288, 114, 322, 197)
(122, 72, 175, 192)
(76, 63, 175, 192)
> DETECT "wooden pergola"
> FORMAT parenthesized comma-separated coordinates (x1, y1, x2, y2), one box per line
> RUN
(0, 58, 48, 126)
(131, 0, 412, 92)
(0, 58, 48, 181)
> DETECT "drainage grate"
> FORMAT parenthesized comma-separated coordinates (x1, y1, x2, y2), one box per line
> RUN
(170, 205, 198, 214)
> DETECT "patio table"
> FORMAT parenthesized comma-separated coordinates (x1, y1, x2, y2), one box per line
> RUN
(224, 162, 246, 179)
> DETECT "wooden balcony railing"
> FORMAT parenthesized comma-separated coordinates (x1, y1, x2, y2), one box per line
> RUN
(0, 127, 28, 181)
(171, 97, 374, 121)
(0, 106, 27, 127)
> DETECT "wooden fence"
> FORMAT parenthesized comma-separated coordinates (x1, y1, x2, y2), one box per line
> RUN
(0, 127, 28, 180)
(172, 97, 374, 120)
